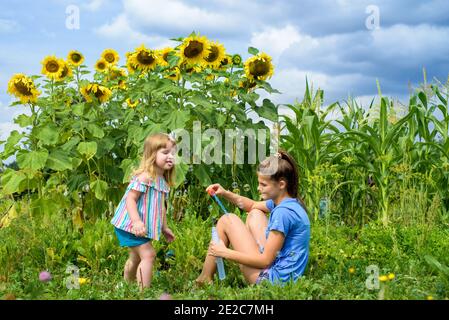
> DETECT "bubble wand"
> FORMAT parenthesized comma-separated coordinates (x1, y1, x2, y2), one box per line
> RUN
(207, 189, 227, 280)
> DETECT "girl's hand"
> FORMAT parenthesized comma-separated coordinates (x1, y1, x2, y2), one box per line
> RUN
(208, 239, 227, 258)
(131, 220, 147, 237)
(206, 184, 227, 197)
(162, 227, 175, 243)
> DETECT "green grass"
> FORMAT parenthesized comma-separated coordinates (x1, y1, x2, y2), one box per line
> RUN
(0, 201, 448, 300)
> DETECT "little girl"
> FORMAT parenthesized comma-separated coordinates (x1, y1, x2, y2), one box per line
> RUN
(196, 149, 310, 285)
(111, 133, 176, 289)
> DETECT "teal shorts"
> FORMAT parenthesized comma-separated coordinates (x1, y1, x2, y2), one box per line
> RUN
(114, 227, 151, 247)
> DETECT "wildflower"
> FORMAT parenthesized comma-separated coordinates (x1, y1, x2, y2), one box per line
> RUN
(387, 273, 395, 280)
(379, 275, 388, 282)
(348, 267, 355, 274)
(78, 277, 90, 285)
(39, 271, 52, 282)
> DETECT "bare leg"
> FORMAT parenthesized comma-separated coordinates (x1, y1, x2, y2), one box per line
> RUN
(197, 213, 267, 285)
(245, 209, 268, 251)
(135, 242, 156, 290)
(124, 248, 141, 282)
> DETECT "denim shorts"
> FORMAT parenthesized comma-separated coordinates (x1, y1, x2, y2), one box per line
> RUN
(114, 227, 151, 247)
(255, 268, 270, 285)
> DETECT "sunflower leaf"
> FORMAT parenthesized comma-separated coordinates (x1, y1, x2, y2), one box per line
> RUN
(248, 47, 259, 55)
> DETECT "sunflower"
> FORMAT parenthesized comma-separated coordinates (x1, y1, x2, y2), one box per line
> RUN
(95, 58, 109, 73)
(157, 47, 176, 67)
(203, 41, 226, 69)
(126, 52, 139, 74)
(80, 83, 112, 103)
(108, 67, 127, 89)
(101, 49, 119, 65)
(56, 60, 73, 81)
(165, 67, 181, 81)
(129, 44, 158, 72)
(41, 55, 64, 80)
(244, 52, 274, 81)
(183, 63, 203, 74)
(232, 54, 242, 65)
(179, 34, 210, 66)
(7, 73, 40, 104)
(67, 50, 84, 66)
(220, 54, 232, 70)
(126, 98, 139, 108)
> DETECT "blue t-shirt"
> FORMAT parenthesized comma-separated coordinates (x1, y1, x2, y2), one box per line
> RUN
(265, 197, 310, 284)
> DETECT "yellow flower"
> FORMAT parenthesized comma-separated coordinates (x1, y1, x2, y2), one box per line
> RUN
(244, 52, 274, 81)
(387, 273, 395, 280)
(348, 267, 355, 274)
(80, 83, 112, 103)
(158, 47, 176, 67)
(101, 49, 119, 65)
(183, 63, 203, 74)
(125, 52, 138, 74)
(203, 41, 226, 69)
(95, 58, 109, 73)
(179, 34, 211, 66)
(219, 54, 232, 70)
(56, 60, 73, 81)
(427, 295, 433, 300)
(78, 277, 90, 285)
(67, 50, 84, 66)
(41, 55, 64, 80)
(165, 67, 181, 81)
(107, 67, 127, 89)
(7, 73, 40, 104)
(126, 98, 139, 108)
(378, 275, 388, 282)
(130, 44, 158, 72)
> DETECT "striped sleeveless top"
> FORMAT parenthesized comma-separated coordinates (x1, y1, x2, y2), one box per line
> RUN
(111, 175, 170, 240)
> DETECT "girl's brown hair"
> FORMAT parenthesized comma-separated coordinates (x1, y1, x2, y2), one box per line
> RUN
(131, 133, 176, 186)
(257, 149, 307, 211)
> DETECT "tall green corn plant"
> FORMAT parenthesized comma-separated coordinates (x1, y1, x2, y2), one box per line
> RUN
(332, 98, 377, 225)
(342, 83, 415, 226)
(280, 81, 339, 221)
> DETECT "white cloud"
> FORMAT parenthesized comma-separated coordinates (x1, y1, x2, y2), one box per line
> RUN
(95, 13, 176, 47)
(83, 0, 108, 11)
(249, 25, 305, 63)
(123, 0, 242, 32)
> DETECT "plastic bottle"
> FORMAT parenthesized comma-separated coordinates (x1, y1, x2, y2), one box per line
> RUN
(211, 226, 226, 280)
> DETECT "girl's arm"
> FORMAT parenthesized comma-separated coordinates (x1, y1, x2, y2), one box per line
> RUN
(210, 230, 285, 269)
(207, 184, 270, 214)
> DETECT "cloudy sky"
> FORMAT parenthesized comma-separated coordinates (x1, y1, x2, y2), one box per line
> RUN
(1, 0, 449, 145)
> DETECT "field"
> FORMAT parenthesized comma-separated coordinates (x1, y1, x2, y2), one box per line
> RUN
(1, 35, 449, 300)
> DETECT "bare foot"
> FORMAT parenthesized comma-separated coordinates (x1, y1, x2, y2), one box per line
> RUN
(195, 275, 213, 287)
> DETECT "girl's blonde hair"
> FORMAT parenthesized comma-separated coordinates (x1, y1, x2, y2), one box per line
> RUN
(131, 133, 176, 186)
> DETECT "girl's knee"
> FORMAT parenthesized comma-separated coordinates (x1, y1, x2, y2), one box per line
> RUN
(246, 209, 265, 224)
(218, 213, 238, 226)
